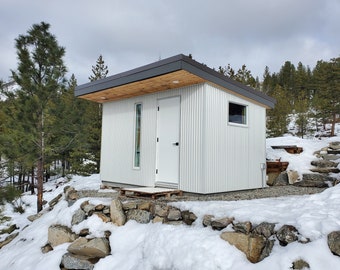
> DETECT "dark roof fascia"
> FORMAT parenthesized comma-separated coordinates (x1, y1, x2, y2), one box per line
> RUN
(75, 54, 276, 108)
(75, 54, 184, 97)
(180, 56, 276, 108)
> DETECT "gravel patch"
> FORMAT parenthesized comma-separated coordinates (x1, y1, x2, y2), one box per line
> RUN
(161, 186, 327, 202)
(82, 186, 327, 203)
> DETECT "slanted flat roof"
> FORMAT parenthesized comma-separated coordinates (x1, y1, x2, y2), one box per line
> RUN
(75, 54, 275, 108)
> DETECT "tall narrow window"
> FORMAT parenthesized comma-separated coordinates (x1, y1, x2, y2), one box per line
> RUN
(229, 102, 247, 125)
(134, 103, 142, 168)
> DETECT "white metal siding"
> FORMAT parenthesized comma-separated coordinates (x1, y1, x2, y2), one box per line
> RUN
(100, 84, 205, 191)
(101, 82, 266, 193)
(202, 83, 266, 193)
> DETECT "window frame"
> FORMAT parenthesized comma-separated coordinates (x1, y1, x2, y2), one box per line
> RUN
(133, 103, 142, 169)
(228, 102, 248, 127)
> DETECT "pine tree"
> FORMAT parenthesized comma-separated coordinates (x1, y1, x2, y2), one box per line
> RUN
(11, 22, 67, 212)
(235, 64, 256, 87)
(85, 55, 109, 172)
(266, 85, 291, 137)
(89, 55, 108, 81)
(312, 57, 340, 136)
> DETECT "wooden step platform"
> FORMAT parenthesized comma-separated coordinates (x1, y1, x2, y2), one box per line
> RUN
(120, 187, 183, 199)
(266, 161, 289, 173)
(271, 145, 303, 154)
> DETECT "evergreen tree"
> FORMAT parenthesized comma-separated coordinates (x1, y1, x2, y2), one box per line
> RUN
(10, 22, 67, 212)
(262, 66, 273, 95)
(218, 64, 236, 79)
(235, 64, 256, 88)
(312, 57, 340, 136)
(85, 55, 109, 173)
(89, 55, 108, 81)
(278, 61, 296, 107)
(266, 85, 291, 137)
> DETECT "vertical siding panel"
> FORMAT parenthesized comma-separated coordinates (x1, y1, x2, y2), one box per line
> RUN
(179, 84, 204, 193)
(101, 84, 205, 192)
(203, 83, 265, 193)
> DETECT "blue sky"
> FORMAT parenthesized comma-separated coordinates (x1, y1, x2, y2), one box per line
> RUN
(1, 0, 339, 84)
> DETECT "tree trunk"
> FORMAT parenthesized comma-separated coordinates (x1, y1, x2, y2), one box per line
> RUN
(331, 113, 336, 137)
(37, 158, 43, 212)
(31, 167, 35, 195)
(37, 111, 44, 213)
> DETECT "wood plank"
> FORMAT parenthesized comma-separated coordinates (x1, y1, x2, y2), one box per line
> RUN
(79, 70, 206, 103)
(120, 187, 182, 199)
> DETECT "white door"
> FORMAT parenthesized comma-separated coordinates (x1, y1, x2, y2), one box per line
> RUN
(156, 96, 180, 186)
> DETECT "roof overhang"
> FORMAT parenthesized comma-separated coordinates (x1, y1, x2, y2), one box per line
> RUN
(75, 54, 276, 108)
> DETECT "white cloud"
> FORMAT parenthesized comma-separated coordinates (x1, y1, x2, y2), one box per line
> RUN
(0, 0, 339, 83)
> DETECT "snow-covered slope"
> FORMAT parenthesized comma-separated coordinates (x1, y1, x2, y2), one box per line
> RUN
(1, 134, 340, 269)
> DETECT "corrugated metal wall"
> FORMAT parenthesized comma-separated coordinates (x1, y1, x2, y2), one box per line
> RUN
(101, 82, 266, 193)
(203, 83, 266, 193)
(100, 84, 205, 190)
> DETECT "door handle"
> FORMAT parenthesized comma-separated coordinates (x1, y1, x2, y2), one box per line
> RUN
(173, 142, 179, 146)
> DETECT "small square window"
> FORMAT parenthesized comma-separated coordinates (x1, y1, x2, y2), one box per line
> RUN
(229, 102, 247, 125)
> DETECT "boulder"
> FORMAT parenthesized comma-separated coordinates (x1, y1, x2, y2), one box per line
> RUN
(0, 232, 19, 249)
(328, 231, 340, 256)
(233, 221, 252, 234)
(181, 210, 197, 225)
(79, 228, 90, 237)
(266, 172, 280, 186)
(291, 259, 310, 269)
(253, 222, 276, 239)
(0, 224, 18, 235)
(329, 141, 340, 150)
(71, 209, 86, 225)
(294, 174, 335, 188)
(68, 189, 79, 200)
(68, 237, 110, 258)
(48, 193, 62, 208)
(93, 212, 111, 223)
(287, 170, 300, 184)
(220, 232, 273, 263)
(48, 224, 76, 247)
(137, 201, 151, 211)
(82, 203, 96, 216)
(167, 208, 182, 221)
(276, 225, 298, 246)
(126, 209, 152, 224)
(95, 204, 105, 211)
(310, 167, 340, 174)
(211, 217, 234, 231)
(152, 216, 164, 223)
(311, 160, 339, 168)
(27, 212, 43, 222)
(321, 154, 340, 161)
(153, 204, 169, 217)
(273, 171, 289, 186)
(41, 243, 53, 254)
(110, 199, 126, 226)
(202, 215, 214, 227)
(122, 201, 138, 210)
(61, 253, 97, 270)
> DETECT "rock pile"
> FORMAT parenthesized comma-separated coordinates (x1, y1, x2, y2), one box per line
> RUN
(268, 141, 340, 188)
(40, 187, 340, 269)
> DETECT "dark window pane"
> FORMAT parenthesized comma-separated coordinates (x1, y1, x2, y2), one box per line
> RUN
(229, 103, 246, 124)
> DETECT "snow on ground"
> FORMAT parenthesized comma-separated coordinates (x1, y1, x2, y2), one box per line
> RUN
(266, 134, 340, 178)
(1, 134, 340, 269)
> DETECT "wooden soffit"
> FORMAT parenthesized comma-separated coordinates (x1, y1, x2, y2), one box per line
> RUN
(79, 69, 206, 103)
